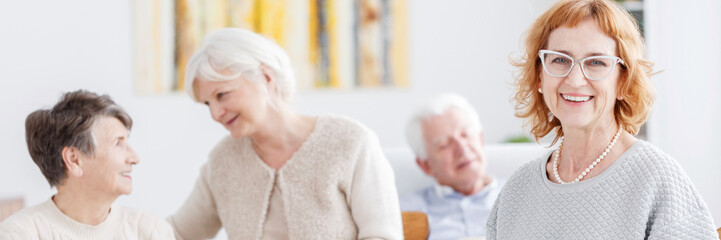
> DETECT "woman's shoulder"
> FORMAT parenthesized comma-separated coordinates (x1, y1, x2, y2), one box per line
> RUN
(201, 136, 258, 175)
(619, 141, 704, 197)
(133, 210, 175, 239)
(502, 152, 552, 190)
(207, 135, 249, 159)
(624, 141, 716, 226)
(112, 207, 175, 239)
(623, 141, 684, 176)
(301, 115, 382, 165)
(318, 115, 372, 134)
(314, 115, 377, 142)
(0, 198, 58, 225)
(210, 134, 245, 151)
(0, 200, 52, 232)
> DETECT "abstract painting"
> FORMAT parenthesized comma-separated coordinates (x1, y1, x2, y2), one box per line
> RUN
(133, 0, 408, 94)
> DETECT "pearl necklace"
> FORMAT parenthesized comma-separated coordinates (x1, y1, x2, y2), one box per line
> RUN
(553, 126, 622, 184)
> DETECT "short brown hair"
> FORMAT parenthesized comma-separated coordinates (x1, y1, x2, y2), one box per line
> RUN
(513, 0, 655, 144)
(25, 90, 132, 186)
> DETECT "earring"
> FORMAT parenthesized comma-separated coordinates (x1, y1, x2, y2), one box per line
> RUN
(548, 112, 554, 122)
(617, 96, 624, 100)
(538, 88, 543, 94)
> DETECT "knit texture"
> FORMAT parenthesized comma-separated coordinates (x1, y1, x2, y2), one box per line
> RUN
(487, 141, 719, 239)
(0, 198, 174, 240)
(168, 115, 403, 240)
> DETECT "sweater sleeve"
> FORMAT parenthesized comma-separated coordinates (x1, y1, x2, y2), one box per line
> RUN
(0, 220, 34, 240)
(485, 189, 501, 239)
(138, 212, 176, 240)
(645, 157, 719, 239)
(347, 131, 404, 240)
(151, 221, 177, 240)
(167, 163, 222, 240)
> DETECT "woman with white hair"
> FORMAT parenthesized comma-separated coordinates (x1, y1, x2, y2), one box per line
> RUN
(168, 28, 403, 239)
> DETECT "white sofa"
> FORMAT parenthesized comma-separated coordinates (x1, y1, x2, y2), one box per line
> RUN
(385, 143, 551, 196)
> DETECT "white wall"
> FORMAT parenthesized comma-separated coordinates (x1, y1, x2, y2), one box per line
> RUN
(0, 0, 554, 219)
(645, 0, 721, 226)
(294, 0, 557, 147)
(2, 0, 718, 233)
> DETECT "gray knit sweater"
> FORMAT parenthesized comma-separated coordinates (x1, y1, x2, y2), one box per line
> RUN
(487, 141, 718, 239)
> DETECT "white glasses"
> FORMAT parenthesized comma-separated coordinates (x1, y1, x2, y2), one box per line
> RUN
(538, 50, 625, 81)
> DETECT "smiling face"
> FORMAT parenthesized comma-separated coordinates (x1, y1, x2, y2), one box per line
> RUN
(194, 74, 271, 138)
(418, 107, 486, 190)
(81, 116, 138, 196)
(540, 18, 621, 130)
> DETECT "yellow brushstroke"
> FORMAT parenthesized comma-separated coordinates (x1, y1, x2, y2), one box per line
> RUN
(248, 0, 286, 46)
(308, 0, 322, 88)
(153, 0, 162, 92)
(391, 0, 408, 87)
(328, 0, 339, 87)
(175, 0, 196, 91)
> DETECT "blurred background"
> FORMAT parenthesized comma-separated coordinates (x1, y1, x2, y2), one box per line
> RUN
(1, 0, 719, 237)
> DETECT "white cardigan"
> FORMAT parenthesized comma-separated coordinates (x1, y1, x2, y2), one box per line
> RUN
(169, 115, 403, 239)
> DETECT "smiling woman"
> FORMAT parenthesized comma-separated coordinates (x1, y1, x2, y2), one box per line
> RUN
(168, 28, 403, 239)
(539, 19, 623, 135)
(0, 90, 174, 239)
(486, 0, 719, 239)
(194, 73, 271, 139)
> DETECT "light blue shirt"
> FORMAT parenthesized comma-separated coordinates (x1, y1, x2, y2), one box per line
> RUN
(399, 178, 503, 240)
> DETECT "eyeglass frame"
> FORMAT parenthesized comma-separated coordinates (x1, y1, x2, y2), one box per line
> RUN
(538, 50, 625, 81)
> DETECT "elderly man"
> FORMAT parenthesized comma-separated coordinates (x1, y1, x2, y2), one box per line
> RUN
(401, 93, 503, 239)
(0, 90, 174, 239)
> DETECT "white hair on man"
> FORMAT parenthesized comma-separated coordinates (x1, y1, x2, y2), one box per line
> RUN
(405, 93, 482, 160)
(184, 28, 296, 103)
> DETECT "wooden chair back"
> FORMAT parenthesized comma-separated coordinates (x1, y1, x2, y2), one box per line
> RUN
(402, 211, 429, 240)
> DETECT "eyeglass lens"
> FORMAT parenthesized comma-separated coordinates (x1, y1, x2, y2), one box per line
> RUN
(542, 52, 617, 80)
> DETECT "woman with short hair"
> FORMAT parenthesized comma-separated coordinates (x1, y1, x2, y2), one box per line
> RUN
(0, 90, 174, 239)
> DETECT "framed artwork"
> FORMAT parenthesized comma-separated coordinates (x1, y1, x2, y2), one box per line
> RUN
(133, 0, 408, 95)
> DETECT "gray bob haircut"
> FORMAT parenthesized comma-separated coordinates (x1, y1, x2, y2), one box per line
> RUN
(184, 28, 296, 102)
(405, 93, 482, 160)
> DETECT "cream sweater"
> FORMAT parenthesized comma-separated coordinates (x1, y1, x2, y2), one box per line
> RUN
(169, 115, 403, 240)
(0, 198, 174, 240)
